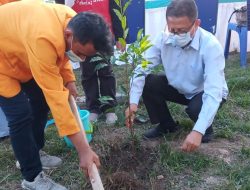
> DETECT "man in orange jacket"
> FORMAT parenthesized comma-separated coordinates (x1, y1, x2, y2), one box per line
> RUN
(0, 1, 113, 189)
(0, 0, 17, 5)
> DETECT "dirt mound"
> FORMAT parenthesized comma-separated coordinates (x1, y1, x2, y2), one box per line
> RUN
(101, 141, 157, 190)
(105, 171, 145, 190)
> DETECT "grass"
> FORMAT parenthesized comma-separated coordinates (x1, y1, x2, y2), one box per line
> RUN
(159, 142, 214, 173)
(0, 53, 250, 189)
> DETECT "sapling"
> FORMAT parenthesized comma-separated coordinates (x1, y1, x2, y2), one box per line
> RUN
(113, 0, 152, 139)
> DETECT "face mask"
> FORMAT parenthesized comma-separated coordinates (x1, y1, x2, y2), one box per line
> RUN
(169, 32, 193, 48)
(65, 36, 85, 62)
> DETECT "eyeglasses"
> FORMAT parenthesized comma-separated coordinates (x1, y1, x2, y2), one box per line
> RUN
(169, 21, 195, 35)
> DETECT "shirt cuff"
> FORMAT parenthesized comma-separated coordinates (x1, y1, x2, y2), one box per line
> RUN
(192, 119, 209, 135)
(58, 125, 81, 137)
(63, 75, 76, 85)
(129, 93, 140, 105)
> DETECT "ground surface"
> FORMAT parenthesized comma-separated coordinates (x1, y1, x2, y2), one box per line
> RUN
(0, 53, 250, 190)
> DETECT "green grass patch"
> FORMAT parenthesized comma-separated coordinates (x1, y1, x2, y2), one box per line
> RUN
(159, 143, 214, 173)
(220, 164, 250, 189)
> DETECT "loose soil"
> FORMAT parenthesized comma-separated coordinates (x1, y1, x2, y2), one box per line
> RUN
(101, 141, 157, 190)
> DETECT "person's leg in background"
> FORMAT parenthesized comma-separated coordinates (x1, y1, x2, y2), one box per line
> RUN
(81, 56, 101, 122)
(142, 73, 189, 139)
(81, 55, 118, 124)
(98, 59, 118, 125)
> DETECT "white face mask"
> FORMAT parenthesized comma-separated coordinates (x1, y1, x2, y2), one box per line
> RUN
(65, 36, 85, 62)
(169, 32, 193, 48)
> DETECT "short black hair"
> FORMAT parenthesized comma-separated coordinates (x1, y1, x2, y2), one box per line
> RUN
(68, 12, 114, 56)
(166, 0, 198, 22)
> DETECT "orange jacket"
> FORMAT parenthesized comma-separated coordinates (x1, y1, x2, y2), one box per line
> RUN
(0, 0, 19, 5)
(0, 0, 80, 136)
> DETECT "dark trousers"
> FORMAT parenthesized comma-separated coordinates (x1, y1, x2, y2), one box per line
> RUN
(142, 74, 220, 129)
(81, 55, 117, 113)
(0, 79, 49, 181)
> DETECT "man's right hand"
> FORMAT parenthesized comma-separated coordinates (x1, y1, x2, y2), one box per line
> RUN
(78, 146, 100, 177)
(125, 104, 138, 128)
(67, 132, 100, 177)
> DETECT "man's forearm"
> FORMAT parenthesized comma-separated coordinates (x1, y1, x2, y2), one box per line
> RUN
(68, 131, 90, 154)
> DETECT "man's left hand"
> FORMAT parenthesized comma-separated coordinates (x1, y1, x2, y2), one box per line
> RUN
(181, 130, 203, 152)
(66, 81, 78, 98)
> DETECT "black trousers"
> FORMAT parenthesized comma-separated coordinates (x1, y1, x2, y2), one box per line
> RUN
(81, 55, 117, 113)
(142, 74, 221, 128)
(0, 79, 49, 181)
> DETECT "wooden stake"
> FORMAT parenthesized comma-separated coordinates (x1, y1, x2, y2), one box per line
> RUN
(69, 95, 104, 190)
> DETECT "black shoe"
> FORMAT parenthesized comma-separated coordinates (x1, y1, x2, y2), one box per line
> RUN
(143, 124, 180, 139)
(202, 127, 214, 143)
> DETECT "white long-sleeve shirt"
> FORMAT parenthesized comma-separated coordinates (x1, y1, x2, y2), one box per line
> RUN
(130, 27, 228, 135)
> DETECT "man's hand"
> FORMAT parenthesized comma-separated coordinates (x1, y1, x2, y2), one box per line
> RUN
(181, 130, 203, 152)
(66, 81, 78, 98)
(125, 104, 138, 128)
(78, 146, 100, 177)
(68, 131, 100, 177)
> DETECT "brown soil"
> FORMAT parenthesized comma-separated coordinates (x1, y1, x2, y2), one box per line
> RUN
(100, 141, 157, 190)
(92, 126, 250, 189)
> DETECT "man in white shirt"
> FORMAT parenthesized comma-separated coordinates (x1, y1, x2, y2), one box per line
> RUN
(125, 0, 228, 152)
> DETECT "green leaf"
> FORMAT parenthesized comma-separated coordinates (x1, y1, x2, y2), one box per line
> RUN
(99, 96, 114, 101)
(89, 56, 103, 63)
(118, 85, 127, 95)
(114, 0, 120, 7)
(141, 44, 153, 53)
(110, 55, 117, 65)
(118, 38, 126, 48)
(139, 35, 148, 45)
(123, 0, 132, 13)
(141, 40, 148, 48)
(121, 16, 127, 30)
(119, 52, 129, 62)
(136, 28, 144, 41)
(135, 114, 149, 123)
(124, 28, 129, 39)
(94, 63, 108, 71)
(113, 9, 123, 22)
(98, 96, 114, 105)
(141, 60, 150, 69)
(94, 52, 110, 64)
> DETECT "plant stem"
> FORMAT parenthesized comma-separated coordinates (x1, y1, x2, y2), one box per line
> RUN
(125, 63, 134, 138)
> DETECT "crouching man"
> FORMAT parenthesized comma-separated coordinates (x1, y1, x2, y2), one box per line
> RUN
(0, 1, 113, 189)
(125, 0, 228, 152)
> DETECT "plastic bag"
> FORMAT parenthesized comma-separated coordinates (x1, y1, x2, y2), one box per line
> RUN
(235, 6, 247, 26)
(228, 6, 247, 26)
